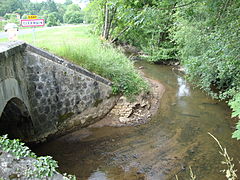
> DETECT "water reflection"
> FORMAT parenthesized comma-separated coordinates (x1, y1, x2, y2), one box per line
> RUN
(176, 76, 190, 97)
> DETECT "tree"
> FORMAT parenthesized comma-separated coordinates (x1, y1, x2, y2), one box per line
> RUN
(41, 0, 58, 13)
(27, 2, 42, 15)
(63, 4, 84, 24)
(86, 0, 178, 61)
(0, 0, 25, 16)
(64, 0, 73, 6)
(46, 12, 60, 27)
(170, 0, 240, 139)
(64, 11, 84, 24)
(56, 3, 66, 23)
(66, 4, 81, 12)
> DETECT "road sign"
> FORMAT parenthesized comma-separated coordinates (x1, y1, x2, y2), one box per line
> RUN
(27, 15, 38, 19)
(21, 19, 45, 27)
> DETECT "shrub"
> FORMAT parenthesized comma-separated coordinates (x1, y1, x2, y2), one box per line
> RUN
(229, 93, 240, 140)
(172, 0, 240, 139)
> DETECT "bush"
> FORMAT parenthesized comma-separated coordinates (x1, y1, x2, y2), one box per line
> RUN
(229, 94, 240, 140)
(172, 0, 240, 139)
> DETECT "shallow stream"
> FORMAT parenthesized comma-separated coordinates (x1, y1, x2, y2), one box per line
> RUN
(33, 62, 240, 180)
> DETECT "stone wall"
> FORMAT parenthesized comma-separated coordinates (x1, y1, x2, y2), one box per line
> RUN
(0, 41, 118, 142)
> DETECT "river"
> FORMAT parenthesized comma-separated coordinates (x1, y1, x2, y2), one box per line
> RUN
(33, 62, 240, 180)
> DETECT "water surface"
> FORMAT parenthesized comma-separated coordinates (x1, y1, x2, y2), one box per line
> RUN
(34, 62, 240, 180)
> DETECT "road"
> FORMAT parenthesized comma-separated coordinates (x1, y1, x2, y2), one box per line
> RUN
(0, 27, 50, 39)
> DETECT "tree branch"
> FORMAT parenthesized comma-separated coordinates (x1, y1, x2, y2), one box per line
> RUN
(111, 26, 129, 43)
(157, 1, 198, 10)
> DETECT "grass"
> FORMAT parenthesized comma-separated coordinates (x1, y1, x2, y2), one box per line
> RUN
(1, 24, 148, 97)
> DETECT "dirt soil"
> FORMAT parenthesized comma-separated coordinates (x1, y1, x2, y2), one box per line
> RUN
(90, 73, 165, 128)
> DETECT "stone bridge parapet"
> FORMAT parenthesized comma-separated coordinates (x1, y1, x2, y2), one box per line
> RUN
(0, 41, 117, 142)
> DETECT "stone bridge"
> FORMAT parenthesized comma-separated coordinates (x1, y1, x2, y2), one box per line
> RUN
(0, 41, 117, 142)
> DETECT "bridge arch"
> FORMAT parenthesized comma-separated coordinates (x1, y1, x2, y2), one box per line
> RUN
(0, 77, 34, 141)
(0, 78, 27, 116)
(0, 97, 34, 141)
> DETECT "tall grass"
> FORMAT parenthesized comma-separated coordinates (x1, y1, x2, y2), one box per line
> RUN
(1, 25, 148, 96)
(52, 39, 148, 96)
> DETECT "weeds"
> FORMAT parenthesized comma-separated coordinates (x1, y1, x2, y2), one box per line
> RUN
(175, 174, 179, 180)
(189, 166, 196, 180)
(175, 166, 196, 180)
(175, 134, 237, 180)
(208, 132, 237, 180)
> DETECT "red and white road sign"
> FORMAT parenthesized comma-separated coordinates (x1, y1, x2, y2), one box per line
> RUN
(21, 19, 45, 27)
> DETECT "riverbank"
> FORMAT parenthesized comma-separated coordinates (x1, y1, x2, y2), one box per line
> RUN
(33, 62, 240, 179)
(90, 73, 165, 128)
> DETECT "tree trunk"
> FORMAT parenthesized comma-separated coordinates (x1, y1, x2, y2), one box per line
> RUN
(103, 3, 109, 39)
(102, 3, 107, 37)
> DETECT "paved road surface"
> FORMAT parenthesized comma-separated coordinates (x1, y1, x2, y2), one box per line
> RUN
(0, 27, 50, 39)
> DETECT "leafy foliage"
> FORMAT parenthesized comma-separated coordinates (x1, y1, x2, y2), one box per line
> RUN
(171, 0, 240, 139)
(0, 0, 86, 31)
(172, 0, 240, 99)
(86, 0, 178, 62)
(0, 135, 36, 159)
(64, 4, 84, 24)
(46, 12, 61, 27)
(31, 156, 58, 178)
(0, 135, 75, 179)
(229, 93, 240, 140)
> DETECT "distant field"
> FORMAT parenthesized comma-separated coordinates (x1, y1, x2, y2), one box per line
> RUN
(0, 24, 91, 45)
(1, 24, 148, 97)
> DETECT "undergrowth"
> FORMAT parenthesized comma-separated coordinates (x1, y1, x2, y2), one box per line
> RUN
(229, 93, 240, 140)
(0, 135, 75, 179)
